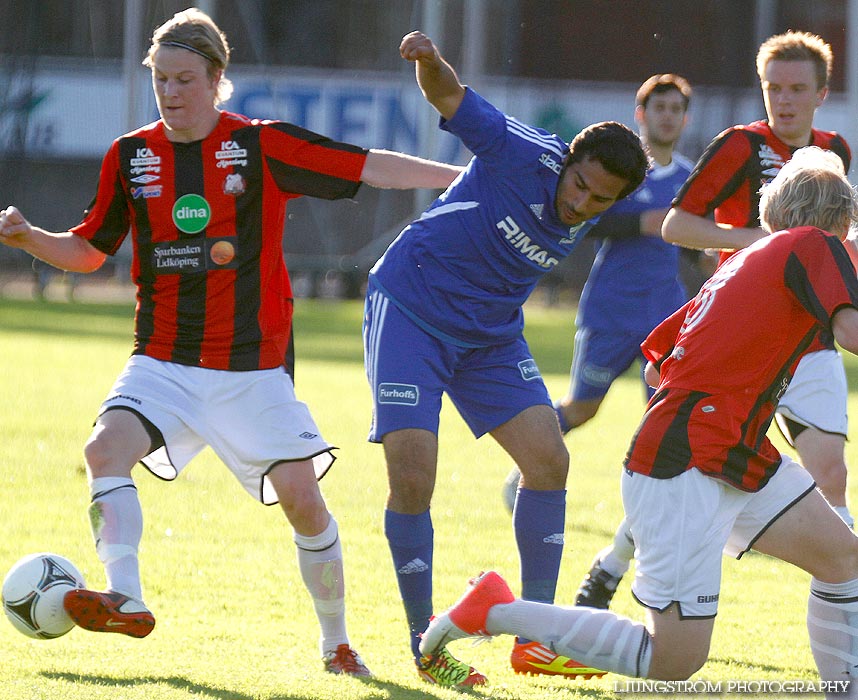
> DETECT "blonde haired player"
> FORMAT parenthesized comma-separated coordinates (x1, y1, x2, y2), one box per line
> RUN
(422, 146, 858, 691)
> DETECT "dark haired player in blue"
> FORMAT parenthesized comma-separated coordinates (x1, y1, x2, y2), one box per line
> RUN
(503, 75, 696, 516)
(363, 31, 648, 688)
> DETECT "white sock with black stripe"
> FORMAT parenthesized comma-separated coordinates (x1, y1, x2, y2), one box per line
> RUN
(294, 516, 347, 654)
(487, 600, 652, 677)
(808, 577, 858, 695)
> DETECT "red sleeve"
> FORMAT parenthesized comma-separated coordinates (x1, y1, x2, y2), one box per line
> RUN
(260, 121, 368, 199)
(784, 228, 858, 327)
(69, 141, 130, 256)
(673, 128, 752, 217)
(641, 299, 693, 365)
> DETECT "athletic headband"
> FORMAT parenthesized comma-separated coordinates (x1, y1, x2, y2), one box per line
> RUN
(159, 40, 215, 63)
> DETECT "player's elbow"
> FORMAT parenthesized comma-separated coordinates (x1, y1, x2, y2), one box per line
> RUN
(660, 208, 685, 245)
(833, 307, 858, 355)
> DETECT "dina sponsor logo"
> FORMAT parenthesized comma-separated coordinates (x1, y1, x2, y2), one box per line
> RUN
(378, 383, 419, 405)
(172, 194, 211, 234)
(518, 359, 541, 381)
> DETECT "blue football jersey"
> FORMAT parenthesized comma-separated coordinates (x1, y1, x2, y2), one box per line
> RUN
(370, 87, 595, 347)
(576, 155, 694, 334)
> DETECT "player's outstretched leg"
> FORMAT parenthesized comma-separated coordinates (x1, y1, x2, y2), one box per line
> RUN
(422, 571, 608, 680)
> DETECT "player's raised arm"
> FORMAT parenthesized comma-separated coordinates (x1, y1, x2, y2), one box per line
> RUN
(400, 31, 466, 121)
(0, 206, 105, 273)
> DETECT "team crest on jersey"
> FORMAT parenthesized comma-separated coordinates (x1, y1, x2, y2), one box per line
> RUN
(223, 173, 246, 196)
(558, 222, 586, 246)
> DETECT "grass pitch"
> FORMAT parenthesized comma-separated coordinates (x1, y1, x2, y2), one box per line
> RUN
(0, 294, 851, 699)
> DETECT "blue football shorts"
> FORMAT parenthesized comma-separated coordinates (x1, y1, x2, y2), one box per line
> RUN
(569, 326, 651, 402)
(363, 290, 552, 442)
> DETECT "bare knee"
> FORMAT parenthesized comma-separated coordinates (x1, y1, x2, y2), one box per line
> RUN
(269, 461, 330, 535)
(645, 604, 712, 680)
(648, 642, 708, 680)
(383, 429, 437, 513)
(519, 442, 569, 490)
(83, 410, 151, 478)
(84, 428, 137, 478)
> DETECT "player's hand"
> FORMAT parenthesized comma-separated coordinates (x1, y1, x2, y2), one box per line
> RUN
(400, 31, 438, 63)
(0, 206, 33, 248)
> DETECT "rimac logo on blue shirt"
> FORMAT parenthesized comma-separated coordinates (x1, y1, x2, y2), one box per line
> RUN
(378, 383, 420, 405)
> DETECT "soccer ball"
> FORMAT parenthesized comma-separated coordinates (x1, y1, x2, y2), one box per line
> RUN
(2, 553, 85, 639)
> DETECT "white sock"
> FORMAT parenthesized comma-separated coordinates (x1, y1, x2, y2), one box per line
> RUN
(599, 518, 635, 578)
(88, 476, 143, 600)
(294, 516, 348, 654)
(834, 506, 855, 530)
(487, 600, 651, 677)
(808, 577, 858, 694)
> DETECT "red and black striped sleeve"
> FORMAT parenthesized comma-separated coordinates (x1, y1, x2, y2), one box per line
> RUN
(673, 128, 753, 219)
(260, 122, 367, 199)
(784, 227, 858, 327)
(70, 140, 130, 255)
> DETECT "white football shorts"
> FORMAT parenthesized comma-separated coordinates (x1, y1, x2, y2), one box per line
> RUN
(775, 349, 848, 445)
(98, 355, 335, 505)
(622, 455, 814, 618)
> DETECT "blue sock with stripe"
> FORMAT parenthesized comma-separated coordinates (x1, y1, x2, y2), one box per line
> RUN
(514, 487, 566, 644)
(385, 508, 434, 661)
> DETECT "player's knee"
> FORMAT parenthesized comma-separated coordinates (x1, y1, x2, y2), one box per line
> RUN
(83, 432, 129, 477)
(647, 645, 707, 680)
(386, 465, 434, 512)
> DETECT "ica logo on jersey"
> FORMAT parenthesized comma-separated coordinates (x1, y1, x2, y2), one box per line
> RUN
(216, 140, 248, 168)
(130, 147, 161, 167)
(496, 216, 559, 269)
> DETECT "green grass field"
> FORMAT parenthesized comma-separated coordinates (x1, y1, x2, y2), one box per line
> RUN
(0, 294, 854, 700)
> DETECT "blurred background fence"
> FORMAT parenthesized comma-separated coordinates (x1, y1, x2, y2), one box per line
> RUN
(1, 0, 855, 301)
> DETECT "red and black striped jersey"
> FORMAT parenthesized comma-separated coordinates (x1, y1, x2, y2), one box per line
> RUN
(625, 226, 858, 492)
(71, 111, 367, 373)
(673, 120, 851, 267)
(673, 119, 850, 352)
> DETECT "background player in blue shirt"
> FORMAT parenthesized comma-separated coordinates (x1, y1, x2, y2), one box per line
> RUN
(503, 75, 696, 516)
(363, 30, 648, 688)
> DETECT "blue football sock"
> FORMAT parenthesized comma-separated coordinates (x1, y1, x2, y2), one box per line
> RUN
(514, 487, 566, 643)
(385, 508, 434, 661)
(553, 400, 572, 435)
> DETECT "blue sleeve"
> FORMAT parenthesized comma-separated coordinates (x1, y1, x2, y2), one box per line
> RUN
(440, 87, 567, 172)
